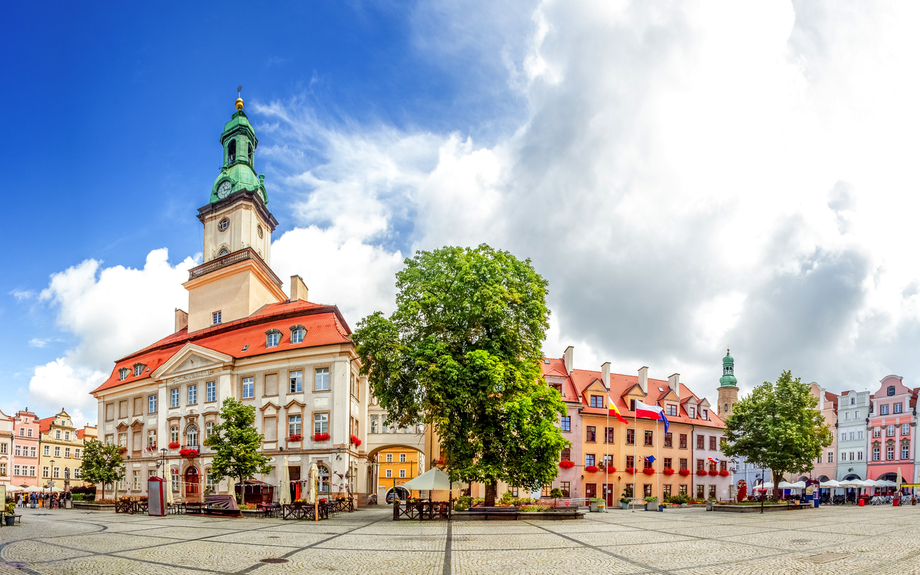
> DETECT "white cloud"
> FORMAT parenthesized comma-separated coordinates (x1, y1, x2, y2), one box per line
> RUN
(28, 338, 54, 348)
(9, 289, 36, 302)
(28, 358, 103, 429)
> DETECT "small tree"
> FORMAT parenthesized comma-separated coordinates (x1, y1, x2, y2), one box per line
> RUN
(207, 398, 274, 502)
(354, 245, 569, 507)
(80, 439, 125, 501)
(722, 370, 832, 512)
(549, 487, 563, 508)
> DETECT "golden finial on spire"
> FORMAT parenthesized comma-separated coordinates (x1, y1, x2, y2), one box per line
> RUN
(235, 85, 244, 111)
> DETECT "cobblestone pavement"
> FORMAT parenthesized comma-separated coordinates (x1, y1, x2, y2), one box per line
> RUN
(3, 504, 920, 574)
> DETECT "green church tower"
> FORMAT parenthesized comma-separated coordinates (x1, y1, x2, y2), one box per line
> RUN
(209, 97, 268, 205)
(717, 349, 738, 418)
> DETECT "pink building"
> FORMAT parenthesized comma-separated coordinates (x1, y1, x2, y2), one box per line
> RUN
(12, 409, 40, 487)
(867, 376, 915, 485)
(804, 383, 837, 482)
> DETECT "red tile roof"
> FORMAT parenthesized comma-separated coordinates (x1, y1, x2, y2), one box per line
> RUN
(541, 358, 580, 403)
(76, 429, 85, 439)
(38, 417, 55, 434)
(93, 300, 353, 395)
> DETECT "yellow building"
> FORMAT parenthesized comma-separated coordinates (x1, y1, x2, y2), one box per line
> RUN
(376, 447, 422, 501)
(38, 409, 97, 491)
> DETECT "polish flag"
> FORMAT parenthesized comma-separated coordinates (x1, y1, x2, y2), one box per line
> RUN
(635, 401, 670, 434)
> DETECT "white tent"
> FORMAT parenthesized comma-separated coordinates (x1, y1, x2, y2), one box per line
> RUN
(401, 468, 464, 492)
(789, 481, 807, 490)
(820, 479, 841, 488)
(777, 481, 793, 489)
(753, 482, 774, 490)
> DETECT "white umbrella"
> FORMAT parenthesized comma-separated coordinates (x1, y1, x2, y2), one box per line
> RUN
(839, 479, 862, 488)
(778, 481, 793, 489)
(753, 482, 774, 490)
(789, 481, 807, 490)
(401, 469, 464, 492)
(166, 471, 174, 506)
(307, 463, 318, 505)
(279, 457, 291, 505)
(25, 485, 43, 493)
(820, 480, 841, 488)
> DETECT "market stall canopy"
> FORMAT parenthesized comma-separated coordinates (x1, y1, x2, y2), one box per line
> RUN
(789, 481, 807, 489)
(777, 481, 793, 489)
(402, 468, 465, 491)
(819, 480, 841, 488)
(839, 479, 864, 488)
(752, 482, 774, 490)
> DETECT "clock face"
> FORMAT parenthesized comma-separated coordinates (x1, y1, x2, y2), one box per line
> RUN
(217, 181, 232, 199)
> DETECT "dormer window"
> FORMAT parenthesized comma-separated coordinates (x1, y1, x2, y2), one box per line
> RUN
(118, 368, 130, 381)
(701, 409, 708, 420)
(888, 386, 896, 396)
(689, 407, 696, 418)
(290, 325, 306, 344)
(228, 140, 236, 164)
(266, 329, 282, 348)
(133, 363, 145, 377)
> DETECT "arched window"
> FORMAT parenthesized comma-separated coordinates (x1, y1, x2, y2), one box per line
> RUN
(318, 465, 330, 493)
(290, 325, 306, 344)
(228, 140, 236, 164)
(218, 248, 229, 257)
(186, 425, 199, 447)
(266, 329, 281, 348)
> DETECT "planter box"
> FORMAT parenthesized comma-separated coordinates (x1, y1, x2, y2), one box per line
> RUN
(710, 503, 813, 513)
(452, 509, 583, 521)
(240, 509, 265, 518)
(73, 502, 116, 511)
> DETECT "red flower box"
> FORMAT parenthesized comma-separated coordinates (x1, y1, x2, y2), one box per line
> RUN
(436, 457, 445, 465)
(642, 467, 655, 475)
(719, 469, 730, 477)
(585, 465, 599, 473)
(350, 434, 362, 447)
(696, 469, 708, 476)
(559, 460, 575, 469)
(313, 432, 330, 442)
(625, 467, 636, 475)
(663, 468, 675, 476)
(605, 466, 617, 474)
(679, 469, 691, 477)
(179, 448, 198, 458)
(288, 434, 302, 442)
(168, 442, 180, 449)
(708, 470, 719, 476)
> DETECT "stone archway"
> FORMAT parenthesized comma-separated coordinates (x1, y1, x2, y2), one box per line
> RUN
(366, 444, 427, 503)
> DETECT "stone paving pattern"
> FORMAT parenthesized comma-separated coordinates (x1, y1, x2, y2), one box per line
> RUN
(3, 505, 920, 574)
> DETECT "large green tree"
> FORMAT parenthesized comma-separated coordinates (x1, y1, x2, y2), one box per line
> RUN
(207, 398, 274, 502)
(722, 370, 832, 507)
(80, 439, 125, 501)
(354, 244, 568, 506)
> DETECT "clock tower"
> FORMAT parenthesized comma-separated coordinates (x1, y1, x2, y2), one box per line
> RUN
(183, 97, 286, 333)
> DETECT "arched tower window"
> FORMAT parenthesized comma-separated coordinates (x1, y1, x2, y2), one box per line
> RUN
(228, 140, 236, 164)
(248, 143, 253, 164)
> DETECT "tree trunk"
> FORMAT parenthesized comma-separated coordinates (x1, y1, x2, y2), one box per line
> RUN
(484, 480, 497, 507)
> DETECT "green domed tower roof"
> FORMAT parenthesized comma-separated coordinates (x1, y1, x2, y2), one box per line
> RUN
(719, 348, 738, 387)
(209, 98, 268, 205)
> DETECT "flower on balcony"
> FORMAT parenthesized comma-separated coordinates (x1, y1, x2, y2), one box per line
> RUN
(117, 446, 128, 455)
(179, 448, 198, 458)
(642, 467, 655, 476)
(625, 467, 636, 474)
(349, 434, 362, 447)
(663, 468, 675, 476)
(288, 434, 302, 442)
(168, 442, 180, 449)
(696, 469, 708, 476)
(678, 469, 691, 477)
(585, 465, 599, 473)
(558, 460, 575, 469)
(605, 466, 617, 474)
(719, 469, 730, 477)
(313, 432, 330, 442)
(708, 470, 719, 476)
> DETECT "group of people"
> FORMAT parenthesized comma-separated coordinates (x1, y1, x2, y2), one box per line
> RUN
(12, 491, 70, 509)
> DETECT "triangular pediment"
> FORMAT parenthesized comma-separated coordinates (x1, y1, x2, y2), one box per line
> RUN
(152, 343, 234, 381)
(660, 389, 679, 402)
(623, 383, 648, 399)
(583, 379, 608, 395)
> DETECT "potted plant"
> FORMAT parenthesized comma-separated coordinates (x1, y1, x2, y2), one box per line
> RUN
(168, 441, 180, 449)
(349, 434, 362, 447)
(4, 500, 15, 525)
(558, 460, 575, 469)
(313, 432, 330, 442)
(644, 496, 659, 511)
(288, 433, 302, 442)
(585, 465, 599, 473)
(663, 468, 675, 476)
(678, 469, 691, 477)
(589, 497, 603, 512)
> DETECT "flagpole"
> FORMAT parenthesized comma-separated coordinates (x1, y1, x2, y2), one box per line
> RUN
(633, 410, 637, 510)
(656, 419, 660, 502)
(605, 407, 609, 507)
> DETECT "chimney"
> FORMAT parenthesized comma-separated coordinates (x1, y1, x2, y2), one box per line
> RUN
(668, 373, 680, 401)
(290, 275, 309, 302)
(563, 346, 574, 374)
(638, 366, 649, 395)
(174, 308, 188, 333)
(601, 362, 611, 391)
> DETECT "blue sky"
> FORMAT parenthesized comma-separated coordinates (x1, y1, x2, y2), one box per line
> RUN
(7, 1, 920, 424)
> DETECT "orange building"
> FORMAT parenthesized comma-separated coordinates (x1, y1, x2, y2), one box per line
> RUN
(375, 447, 422, 501)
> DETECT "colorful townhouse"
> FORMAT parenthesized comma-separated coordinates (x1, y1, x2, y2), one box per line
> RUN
(836, 389, 870, 482)
(12, 409, 40, 488)
(375, 447, 422, 501)
(791, 383, 838, 483)
(544, 347, 731, 504)
(38, 410, 96, 491)
(0, 410, 12, 488)
(867, 375, 915, 484)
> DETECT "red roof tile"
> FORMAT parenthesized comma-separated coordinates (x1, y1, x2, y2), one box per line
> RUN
(541, 358, 580, 403)
(93, 301, 353, 395)
(38, 417, 54, 434)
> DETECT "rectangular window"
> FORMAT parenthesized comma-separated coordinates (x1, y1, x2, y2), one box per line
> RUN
(242, 377, 254, 399)
(290, 371, 303, 393)
(399, 453, 406, 463)
(602, 454, 613, 468)
(385, 469, 392, 478)
(42, 466, 49, 478)
(858, 431, 864, 440)
(65, 447, 71, 458)
(663, 484, 672, 498)
(626, 455, 634, 469)
(845, 412, 850, 420)
(895, 403, 903, 414)
(679, 434, 687, 449)
(560, 416, 571, 432)
(586, 426, 596, 442)
(399, 469, 406, 478)
(881, 404, 889, 415)
(14, 445, 20, 456)
(626, 429, 635, 445)
(605, 427, 614, 443)
(689, 407, 695, 418)
(54, 447, 60, 457)
(679, 458, 688, 471)
(817, 454, 822, 464)
(874, 427, 881, 438)
(857, 451, 863, 461)
(629, 399, 636, 412)
(314, 413, 329, 434)
(170, 426, 179, 443)
(560, 481, 570, 497)
(206, 381, 216, 402)
(188, 384, 198, 405)
(264, 374, 278, 396)
(709, 436, 717, 450)
(644, 430, 653, 446)
(696, 485, 705, 500)
(12, 465, 18, 476)
(148, 395, 157, 413)
(666, 404, 677, 416)
(903, 424, 911, 436)
(664, 432, 673, 448)
(44, 445, 50, 456)
(697, 435, 705, 450)
(119, 400, 128, 419)
(53, 467, 60, 479)
(560, 448, 571, 461)
(697, 459, 705, 471)
(212, 311, 221, 324)
(289, 415, 302, 437)
(679, 484, 688, 496)
(644, 484, 653, 497)
(171, 388, 179, 408)
(585, 454, 595, 467)
(720, 461, 727, 472)
(663, 457, 672, 470)
(148, 430, 157, 447)
(888, 445, 895, 460)
(872, 446, 880, 461)
(856, 410, 860, 418)
(315, 367, 330, 391)
(643, 457, 653, 469)
(888, 425, 896, 437)
(132, 470, 140, 490)
(849, 432, 855, 441)
(590, 395, 603, 408)
(841, 451, 847, 461)
(903, 444, 910, 459)
(701, 409, 708, 421)
(708, 485, 716, 499)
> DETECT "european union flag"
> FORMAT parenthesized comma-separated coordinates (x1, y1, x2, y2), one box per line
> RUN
(645, 455, 656, 464)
